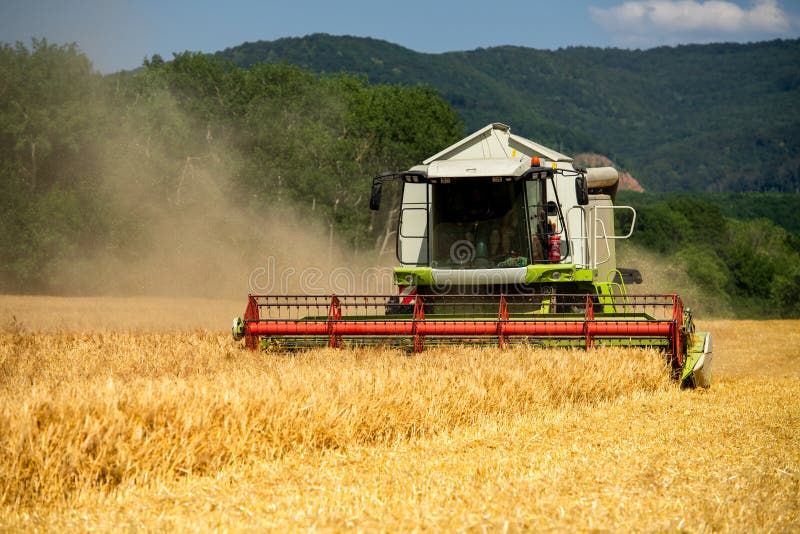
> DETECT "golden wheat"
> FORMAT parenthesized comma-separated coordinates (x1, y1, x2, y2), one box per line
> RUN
(0, 333, 668, 504)
(0, 298, 798, 531)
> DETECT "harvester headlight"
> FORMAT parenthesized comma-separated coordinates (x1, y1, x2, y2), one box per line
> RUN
(551, 272, 561, 280)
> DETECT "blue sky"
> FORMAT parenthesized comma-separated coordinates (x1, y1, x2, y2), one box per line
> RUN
(1, 0, 799, 73)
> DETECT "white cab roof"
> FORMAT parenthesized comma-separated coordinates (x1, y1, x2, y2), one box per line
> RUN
(422, 123, 572, 165)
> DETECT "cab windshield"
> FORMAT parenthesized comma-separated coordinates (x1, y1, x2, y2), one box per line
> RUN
(430, 178, 530, 268)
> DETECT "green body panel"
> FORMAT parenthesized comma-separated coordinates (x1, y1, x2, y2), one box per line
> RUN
(393, 265, 595, 286)
(392, 267, 630, 316)
(594, 281, 627, 313)
(259, 336, 669, 352)
(681, 331, 711, 387)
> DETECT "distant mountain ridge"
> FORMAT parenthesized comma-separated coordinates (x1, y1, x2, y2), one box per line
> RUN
(216, 34, 800, 193)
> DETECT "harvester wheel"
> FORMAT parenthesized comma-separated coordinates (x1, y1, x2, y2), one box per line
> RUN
(385, 296, 413, 315)
(554, 294, 599, 314)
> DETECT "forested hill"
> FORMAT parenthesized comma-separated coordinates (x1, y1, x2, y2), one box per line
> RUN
(217, 34, 800, 194)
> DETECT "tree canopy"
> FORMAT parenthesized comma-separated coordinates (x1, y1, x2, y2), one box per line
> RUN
(617, 192, 800, 317)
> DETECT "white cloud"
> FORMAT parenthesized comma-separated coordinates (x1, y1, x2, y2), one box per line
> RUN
(590, 0, 793, 45)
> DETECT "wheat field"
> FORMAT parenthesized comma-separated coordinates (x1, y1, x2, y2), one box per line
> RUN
(0, 296, 798, 532)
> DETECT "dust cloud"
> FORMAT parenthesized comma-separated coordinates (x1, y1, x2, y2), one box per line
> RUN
(47, 113, 391, 300)
(617, 242, 733, 317)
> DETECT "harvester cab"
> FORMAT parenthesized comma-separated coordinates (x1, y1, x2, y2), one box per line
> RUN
(370, 123, 635, 303)
(234, 123, 712, 388)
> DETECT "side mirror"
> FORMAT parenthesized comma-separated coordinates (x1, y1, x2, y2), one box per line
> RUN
(369, 180, 383, 211)
(575, 174, 589, 206)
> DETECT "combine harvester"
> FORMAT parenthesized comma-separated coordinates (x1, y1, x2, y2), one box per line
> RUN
(233, 123, 712, 388)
